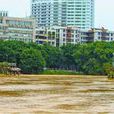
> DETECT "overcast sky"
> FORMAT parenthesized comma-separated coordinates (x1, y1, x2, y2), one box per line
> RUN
(0, 0, 114, 30)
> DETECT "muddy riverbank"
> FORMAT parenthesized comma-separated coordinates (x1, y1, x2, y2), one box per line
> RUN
(0, 75, 114, 114)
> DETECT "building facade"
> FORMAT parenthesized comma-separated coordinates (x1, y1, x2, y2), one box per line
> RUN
(31, 0, 94, 30)
(35, 26, 81, 47)
(81, 28, 114, 43)
(0, 16, 36, 42)
(0, 11, 8, 17)
(36, 27, 57, 46)
(94, 28, 114, 42)
(35, 27, 114, 47)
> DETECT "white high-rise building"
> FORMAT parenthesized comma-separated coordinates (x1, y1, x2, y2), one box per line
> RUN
(31, 0, 94, 30)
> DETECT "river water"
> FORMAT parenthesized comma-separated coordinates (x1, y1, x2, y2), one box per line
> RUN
(0, 75, 114, 114)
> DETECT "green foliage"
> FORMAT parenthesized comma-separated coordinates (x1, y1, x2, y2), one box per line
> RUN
(41, 70, 81, 75)
(103, 63, 112, 75)
(73, 42, 114, 75)
(61, 44, 77, 70)
(0, 41, 45, 74)
(19, 48, 45, 74)
(1, 40, 114, 75)
(0, 62, 9, 74)
(42, 44, 62, 68)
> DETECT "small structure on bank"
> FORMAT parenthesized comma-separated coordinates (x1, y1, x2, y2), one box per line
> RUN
(0, 62, 21, 75)
(8, 63, 21, 75)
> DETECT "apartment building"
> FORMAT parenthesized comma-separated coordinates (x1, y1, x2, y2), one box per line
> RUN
(36, 27, 114, 46)
(0, 16, 36, 42)
(81, 28, 114, 43)
(36, 27, 57, 46)
(31, 0, 94, 30)
(57, 26, 81, 46)
(35, 26, 81, 47)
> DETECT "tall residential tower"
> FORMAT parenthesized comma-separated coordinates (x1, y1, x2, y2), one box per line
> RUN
(31, 0, 94, 29)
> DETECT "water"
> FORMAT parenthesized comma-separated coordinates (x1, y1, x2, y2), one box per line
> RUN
(0, 75, 114, 114)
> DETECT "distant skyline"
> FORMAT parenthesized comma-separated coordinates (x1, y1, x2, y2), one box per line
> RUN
(0, 0, 114, 30)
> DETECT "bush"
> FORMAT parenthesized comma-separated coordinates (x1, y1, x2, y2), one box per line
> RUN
(0, 62, 9, 74)
(19, 48, 45, 74)
(41, 70, 82, 75)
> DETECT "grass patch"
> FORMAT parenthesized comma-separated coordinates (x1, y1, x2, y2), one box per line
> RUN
(41, 70, 82, 75)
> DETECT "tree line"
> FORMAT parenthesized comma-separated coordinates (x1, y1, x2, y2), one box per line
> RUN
(0, 40, 114, 75)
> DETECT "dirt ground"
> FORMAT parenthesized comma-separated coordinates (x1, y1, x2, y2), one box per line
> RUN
(0, 75, 114, 114)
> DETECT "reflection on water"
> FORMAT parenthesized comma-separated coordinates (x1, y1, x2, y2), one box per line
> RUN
(0, 75, 114, 114)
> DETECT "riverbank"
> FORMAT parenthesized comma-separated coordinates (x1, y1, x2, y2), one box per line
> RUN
(0, 75, 114, 113)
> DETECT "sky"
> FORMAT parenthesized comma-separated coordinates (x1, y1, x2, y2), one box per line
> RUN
(0, 0, 114, 30)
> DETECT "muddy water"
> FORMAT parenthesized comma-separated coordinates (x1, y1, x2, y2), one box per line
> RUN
(0, 75, 114, 114)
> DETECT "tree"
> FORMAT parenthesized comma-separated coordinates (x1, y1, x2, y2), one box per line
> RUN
(19, 48, 45, 74)
(41, 44, 62, 69)
(73, 42, 114, 74)
(61, 44, 77, 70)
(0, 62, 9, 74)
